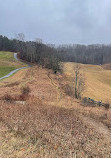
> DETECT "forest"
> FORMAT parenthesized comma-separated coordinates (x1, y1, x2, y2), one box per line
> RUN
(56, 44, 111, 64)
(0, 34, 111, 71)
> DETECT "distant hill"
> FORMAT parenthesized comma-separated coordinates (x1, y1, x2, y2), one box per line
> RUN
(63, 62, 111, 104)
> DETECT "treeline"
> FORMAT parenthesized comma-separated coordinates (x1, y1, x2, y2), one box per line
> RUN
(56, 44, 111, 65)
(0, 35, 61, 72)
(0, 35, 111, 70)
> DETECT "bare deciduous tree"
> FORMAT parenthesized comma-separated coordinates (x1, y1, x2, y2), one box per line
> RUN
(15, 33, 25, 41)
(35, 38, 43, 44)
(73, 64, 85, 99)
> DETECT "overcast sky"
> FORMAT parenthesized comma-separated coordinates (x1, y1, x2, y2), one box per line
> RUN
(0, 0, 111, 44)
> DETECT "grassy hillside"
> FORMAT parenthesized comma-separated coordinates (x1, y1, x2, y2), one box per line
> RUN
(0, 66, 111, 157)
(63, 62, 111, 104)
(0, 51, 26, 78)
(0, 55, 110, 157)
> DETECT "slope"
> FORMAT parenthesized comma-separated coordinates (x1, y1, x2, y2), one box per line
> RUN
(0, 51, 27, 78)
(63, 62, 111, 103)
(0, 66, 111, 157)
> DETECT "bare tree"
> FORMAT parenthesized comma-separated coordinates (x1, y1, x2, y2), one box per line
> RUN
(35, 38, 43, 44)
(73, 64, 85, 99)
(15, 33, 25, 41)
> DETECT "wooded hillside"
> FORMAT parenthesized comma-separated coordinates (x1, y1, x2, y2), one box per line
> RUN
(0, 35, 111, 68)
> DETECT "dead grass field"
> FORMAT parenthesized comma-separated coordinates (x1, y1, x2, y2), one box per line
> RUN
(63, 62, 111, 104)
(0, 66, 111, 157)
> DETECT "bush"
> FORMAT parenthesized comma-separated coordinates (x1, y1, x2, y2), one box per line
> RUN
(21, 86, 31, 95)
(20, 86, 31, 101)
(2, 94, 13, 102)
(42, 56, 62, 73)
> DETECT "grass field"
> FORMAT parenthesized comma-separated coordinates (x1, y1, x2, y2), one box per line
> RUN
(0, 53, 111, 157)
(0, 66, 111, 157)
(0, 51, 15, 61)
(63, 62, 111, 103)
(0, 51, 26, 78)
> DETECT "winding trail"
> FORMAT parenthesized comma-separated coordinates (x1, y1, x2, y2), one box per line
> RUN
(47, 72, 63, 105)
(0, 53, 29, 81)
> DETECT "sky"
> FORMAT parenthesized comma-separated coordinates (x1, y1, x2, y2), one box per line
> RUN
(0, 0, 111, 44)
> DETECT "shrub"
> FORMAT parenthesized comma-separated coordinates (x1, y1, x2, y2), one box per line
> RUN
(21, 86, 30, 95)
(20, 86, 31, 101)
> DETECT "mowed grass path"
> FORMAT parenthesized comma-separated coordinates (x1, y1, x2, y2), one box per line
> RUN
(0, 51, 26, 78)
(63, 62, 111, 103)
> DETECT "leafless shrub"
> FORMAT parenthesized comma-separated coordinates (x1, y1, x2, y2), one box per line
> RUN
(20, 86, 31, 100)
(2, 94, 13, 102)
(73, 64, 85, 99)
(21, 86, 31, 95)
(63, 84, 74, 96)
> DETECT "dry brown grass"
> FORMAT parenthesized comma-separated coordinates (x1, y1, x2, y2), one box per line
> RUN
(102, 63, 111, 70)
(50, 72, 111, 129)
(0, 99, 111, 158)
(0, 66, 111, 157)
(63, 62, 111, 103)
